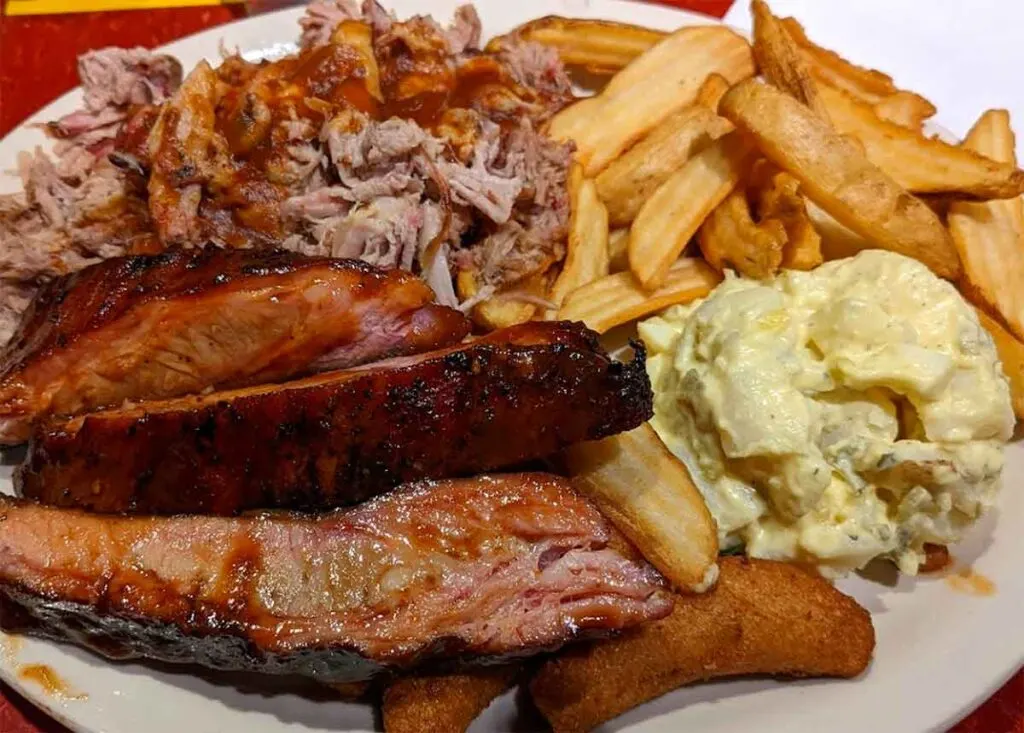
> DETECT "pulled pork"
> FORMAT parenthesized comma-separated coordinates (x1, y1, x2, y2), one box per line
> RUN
(0, 3, 572, 341)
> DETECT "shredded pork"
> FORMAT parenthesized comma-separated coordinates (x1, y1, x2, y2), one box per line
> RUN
(0, 3, 573, 342)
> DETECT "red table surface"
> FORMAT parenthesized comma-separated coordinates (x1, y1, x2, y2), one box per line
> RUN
(0, 1, 1021, 731)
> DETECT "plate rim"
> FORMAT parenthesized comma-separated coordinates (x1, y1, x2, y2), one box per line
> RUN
(0, 3, 1021, 732)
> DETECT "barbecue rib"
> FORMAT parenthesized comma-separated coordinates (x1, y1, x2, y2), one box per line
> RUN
(0, 474, 673, 681)
(18, 321, 653, 515)
(0, 248, 469, 443)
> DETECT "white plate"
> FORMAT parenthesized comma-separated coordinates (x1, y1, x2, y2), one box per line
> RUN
(1, 2, 1022, 732)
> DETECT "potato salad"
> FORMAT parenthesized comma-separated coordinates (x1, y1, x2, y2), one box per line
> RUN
(640, 250, 1015, 576)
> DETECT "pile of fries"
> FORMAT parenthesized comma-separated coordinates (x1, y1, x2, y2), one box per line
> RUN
(379, 2, 1024, 730)
(519, 0, 1024, 424)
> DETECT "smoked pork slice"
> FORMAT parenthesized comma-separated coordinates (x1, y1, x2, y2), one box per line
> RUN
(0, 474, 672, 682)
(18, 321, 653, 515)
(0, 247, 469, 443)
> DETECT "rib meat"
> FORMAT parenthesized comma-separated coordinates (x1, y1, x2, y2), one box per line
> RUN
(0, 474, 673, 682)
(18, 321, 653, 515)
(0, 247, 469, 443)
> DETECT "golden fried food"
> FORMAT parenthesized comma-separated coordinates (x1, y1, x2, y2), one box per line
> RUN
(595, 105, 733, 227)
(548, 165, 610, 311)
(751, 0, 829, 121)
(720, 79, 960, 279)
(530, 557, 876, 733)
(547, 96, 604, 143)
(608, 227, 630, 272)
(780, 15, 936, 117)
(573, 26, 755, 175)
(492, 16, 667, 73)
(558, 258, 720, 334)
(699, 188, 786, 278)
(819, 85, 1024, 199)
(629, 132, 753, 288)
(695, 72, 733, 110)
(382, 667, 519, 733)
(976, 307, 1024, 419)
(949, 109, 1024, 339)
(750, 163, 823, 270)
(565, 424, 719, 593)
(873, 90, 937, 131)
(457, 269, 550, 330)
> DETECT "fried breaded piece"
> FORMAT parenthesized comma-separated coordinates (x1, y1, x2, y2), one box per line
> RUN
(382, 667, 519, 733)
(530, 557, 875, 733)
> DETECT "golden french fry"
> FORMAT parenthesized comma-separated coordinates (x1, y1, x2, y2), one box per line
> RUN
(696, 72, 732, 110)
(558, 258, 721, 334)
(698, 188, 786, 279)
(546, 96, 603, 144)
(565, 423, 719, 593)
(491, 16, 667, 73)
(873, 91, 936, 131)
(720, 79, 960, 279)
(751, 0, 829, 121)
(750, 163, 824, 270)
(949, 109, 1024, 339)
(629, 132, 753, 289)
(975, 308, 1024, 419)
(457, 269, 551, 331)
(819, 85, 1024, 199)
(595, 105, 733, 227)
(382, 668, 519, 733)
(608, 228, 630, 272)
(530, 557, 875, 733)
(781, 15, 936, 117)
(548, 167, 610, 311)
(574, 26, 755, 175)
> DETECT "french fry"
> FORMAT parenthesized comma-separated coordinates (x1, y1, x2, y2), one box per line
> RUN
(565, 423, 719, 593)
(696, 72, 732, 110)
(976, 307, 1024, 419)
(698, 188, 786, 279)
(806, 200, 872, 261)
(558, 258, 721, 334)
(546, 95, 603, 144)
(873, 91, 936, 131)
(750, 164, 823, 270)
(949, 109, 1024, 339)
(751, 0, 829, 121)
(819, 84, 1024, 199)
(719, 79, 961, 279)
(490, 16, 667, 73)
(382, 668, 519, 733)
(595, 105, 733, 227)
(629, 132, 753, 288)
(608, 228, 630, 272)
(781, 15, 936, 117)
(574, 26, 755, 175)
(457, 268, 550, 330)
(548, 165, 610, 311)
(530, 557, 876, 733)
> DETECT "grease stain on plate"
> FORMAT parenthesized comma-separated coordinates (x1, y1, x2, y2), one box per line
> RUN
(18, 663, 87, 701)
(945, 568, 997, 597)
